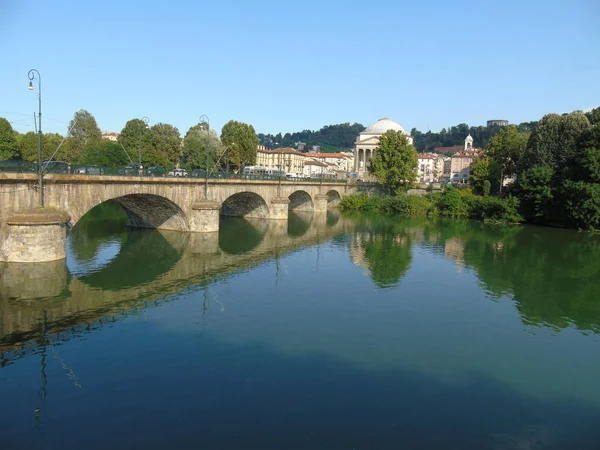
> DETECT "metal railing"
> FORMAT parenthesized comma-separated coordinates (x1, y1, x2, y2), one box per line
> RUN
(0, 162, 347, 183)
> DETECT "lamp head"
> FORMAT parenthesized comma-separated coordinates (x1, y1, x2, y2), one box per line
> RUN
(28, 81, 34, 90)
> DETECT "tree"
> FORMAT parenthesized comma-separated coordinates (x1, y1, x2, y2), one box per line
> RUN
(470, 157, 498, 195)
(221, 120, 259, 170)
(487, 125, 528, 190)
(585, 107, 600, 126)
(148, 123, 181, 168)
(0, 118, 20, 160)
(181, 124, 225, 170)
(79, 140, 129, 167)
(68, 110, 102, 159)
(520, 112, 591, 173)
(368, 130, 418, 194)
(118, 119, 151, 166)
(18, 131, 74, 162)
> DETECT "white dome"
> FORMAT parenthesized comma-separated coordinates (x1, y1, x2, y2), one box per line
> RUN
(465, 133, 473, 142)
(363, 117, 406, 135)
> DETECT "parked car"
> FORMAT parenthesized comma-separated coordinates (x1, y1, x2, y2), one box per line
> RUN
(118, 164, 140, 175)
(191, 169, 207, 177)
(0, 160, 37, 173)
(167, 168, 188, 177)
(42, 161, 70, 173)
(145, 166, 167, 177)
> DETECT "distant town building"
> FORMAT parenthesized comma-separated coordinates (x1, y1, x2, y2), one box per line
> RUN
(416, 153, 440, 183)
(307, 153, 354, 172)
(295, 142, 306, 152)
(353, 118, 414, 176)
(102, 132, 119, 142)
(307, 145, 320, 153)
(302, 160, 328, 177)
(449, 134, 483, 182)
(487, 119, 509, 127)
(256, 147, 306, 175)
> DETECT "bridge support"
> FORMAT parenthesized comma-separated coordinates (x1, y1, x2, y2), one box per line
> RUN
(0, 259, 68, 299)
(190, 200, 221, 233)
(0, 208, 71, 263)
(269, 197, 291, 220)
(314, 194, 329, 213)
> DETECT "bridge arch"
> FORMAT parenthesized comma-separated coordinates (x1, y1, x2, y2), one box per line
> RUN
(288, 190, 313, 211)
(221, 192, 269, 218)
(326, 189, 342, 206)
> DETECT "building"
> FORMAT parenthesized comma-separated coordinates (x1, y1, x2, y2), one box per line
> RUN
(256, 147, 307, 175)
(487, 119, 509, 127)
(449, 134, 483, 182)
(353, 118, 414, 175)
(417, 153, 440, 183)
(302, 160, 329, 177)
(102, 132, 119, 142)
(307, 153, 354, 172)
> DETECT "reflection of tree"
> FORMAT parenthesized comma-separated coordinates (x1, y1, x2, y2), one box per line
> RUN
(288, 211, 312, 237)
(461, 227, 600, 333)
(351, 217, 414, 288)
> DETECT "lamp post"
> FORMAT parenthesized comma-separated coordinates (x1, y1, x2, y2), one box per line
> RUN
(28, 69, 43, 207)
(139, 117, 149, 175)
(199, 115, 209, 198)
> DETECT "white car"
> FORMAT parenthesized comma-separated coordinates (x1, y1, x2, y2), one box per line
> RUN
(168, 168, 188, 177)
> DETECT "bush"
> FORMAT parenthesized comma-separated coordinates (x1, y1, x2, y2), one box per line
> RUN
(339, 193, 381, 213)
(471, 196, 524, 224)
(437, 187, 470, 217)
(379, 195, 432, 215)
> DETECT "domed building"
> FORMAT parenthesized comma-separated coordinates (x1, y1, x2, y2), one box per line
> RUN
(353, 118, 413, 175)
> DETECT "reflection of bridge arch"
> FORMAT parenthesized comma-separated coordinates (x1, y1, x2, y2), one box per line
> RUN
(288, 211, 313, 237)
(219, 217, 268, 254)
(221, 192, 269, 218)
(288, 190, 313, 211)
(74, 229, 186, 291)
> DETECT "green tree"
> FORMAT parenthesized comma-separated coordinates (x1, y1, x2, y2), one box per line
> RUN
(521, 112, 591, 173)
(368, 130, 418, 194)
(221, 120, 259, 170)
(18, 131, 74, 162)
(118, 119, 151, 166)
(470, 157, 498, 195)
(585, 107, 600, 126)
(79, 140, 130, 167)
(68, 109, 102, 160)
(515, 165, 554, 222)
(182, 124, 224, 170)
(487, 125, 528, 190)
(0, 118, 20, 160)
(148, 123, 181, 168)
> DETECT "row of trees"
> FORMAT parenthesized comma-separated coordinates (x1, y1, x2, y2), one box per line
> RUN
(257, 122, 365, 152)
(469, 108, 600, 229)
(0, 111, 259, 171)
(411, 121, 538, 153)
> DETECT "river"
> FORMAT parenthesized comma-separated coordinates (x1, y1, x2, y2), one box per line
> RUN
(1, 202, 600, 449)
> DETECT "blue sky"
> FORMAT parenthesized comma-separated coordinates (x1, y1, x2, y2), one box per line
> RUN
(1, 0, 598, 136)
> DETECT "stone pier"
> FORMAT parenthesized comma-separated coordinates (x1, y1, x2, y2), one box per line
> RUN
(314, 194, 329, 213)
(0, 208, 71, 263)
(190, 200, 221, 233)
(269, 197, 291, 220)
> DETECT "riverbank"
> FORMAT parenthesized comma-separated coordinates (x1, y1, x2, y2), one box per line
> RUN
(339, 188, 524, 224)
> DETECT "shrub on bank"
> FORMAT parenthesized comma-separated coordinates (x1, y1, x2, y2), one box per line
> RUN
(339, 188, 524, 224)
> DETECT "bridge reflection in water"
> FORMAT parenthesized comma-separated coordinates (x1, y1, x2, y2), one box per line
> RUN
(0, 206, 345, 362)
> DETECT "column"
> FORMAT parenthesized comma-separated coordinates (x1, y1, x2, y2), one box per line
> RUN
(0, 208, 71, 262)
(314, 194, 329, 213)
(269, 197, 290, 220)
(189, 200, 221, 233)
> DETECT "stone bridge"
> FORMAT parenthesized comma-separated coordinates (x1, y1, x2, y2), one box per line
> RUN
(0, 173, 357, 262)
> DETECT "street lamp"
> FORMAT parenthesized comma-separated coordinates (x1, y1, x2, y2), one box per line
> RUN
(28, 69, 43, 207)
(199, 115, 209, 198)
(139, 116, 149, 175)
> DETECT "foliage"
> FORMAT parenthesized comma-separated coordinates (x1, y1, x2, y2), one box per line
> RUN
(18, 131, 75, 163)
(482, 180, 491, 196)
(0, 118, 20, 160)
(340, 189, 522, 225)
(520, 112, 591, 172)
(562, 181, 600, 230)
(514, 165, 554, 222)
(118, 119, 151, 166)
(368, 131, 418, 194)
(221, 120, 259, 170)
(68, 109, 102, 158)
(470, 195, 523, 224)
(470, 157, 498, 195)
(411, 121, 538, 152)
(148, 123, 181, 168)
(79, 140, 130, 166)
(258, 122, 365, 152)
(181, 124, 225, 170)
(487, 125, 528, 188)
(585, 107, 600, 126)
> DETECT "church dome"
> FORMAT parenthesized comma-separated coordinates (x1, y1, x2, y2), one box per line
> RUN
(363, 117, 406, 135)
(465, 133, 473, 142)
